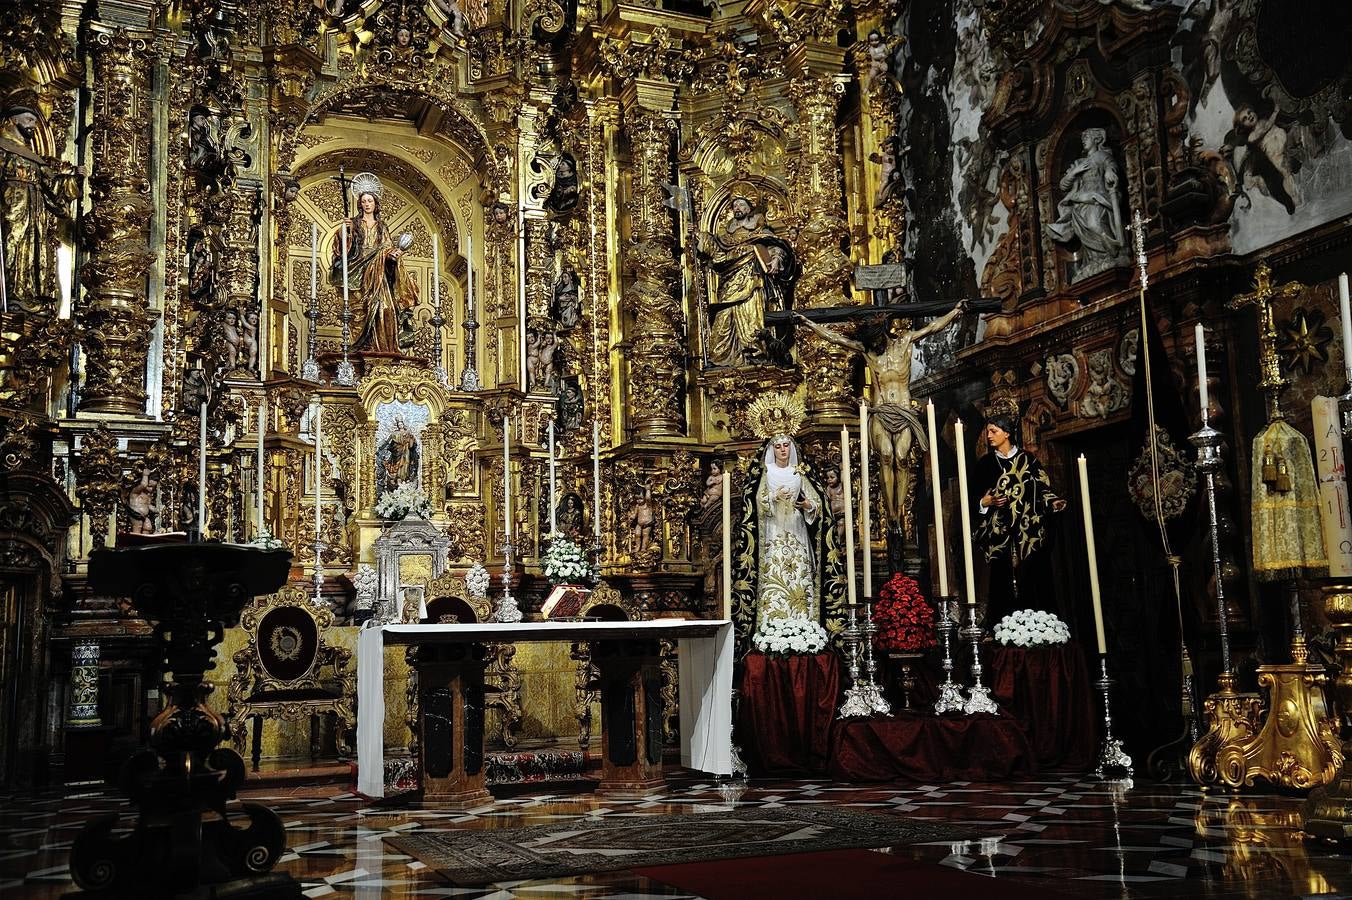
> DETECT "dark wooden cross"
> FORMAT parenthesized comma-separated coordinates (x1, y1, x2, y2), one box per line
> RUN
(329, 166, 352, 219)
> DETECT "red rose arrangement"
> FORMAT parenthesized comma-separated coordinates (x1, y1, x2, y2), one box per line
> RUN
(872, 573, 937, 652)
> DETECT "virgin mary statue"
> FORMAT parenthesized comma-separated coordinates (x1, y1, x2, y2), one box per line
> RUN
(730, 393, 846, 655)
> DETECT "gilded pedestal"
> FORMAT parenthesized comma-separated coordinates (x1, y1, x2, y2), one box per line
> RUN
(1302, 584, 1352, 840)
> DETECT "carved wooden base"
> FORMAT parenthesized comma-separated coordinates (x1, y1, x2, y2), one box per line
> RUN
(415, 644, 493, 810)
(1187, 672, 1262, 789)
(1215, 658, 1341, 792)
(594, 639, 666, 798)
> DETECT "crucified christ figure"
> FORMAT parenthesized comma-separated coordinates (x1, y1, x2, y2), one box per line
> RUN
(794, 301, 967, 538)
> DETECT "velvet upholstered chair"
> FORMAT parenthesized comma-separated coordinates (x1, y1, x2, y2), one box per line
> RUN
(226, 584, 357, 770)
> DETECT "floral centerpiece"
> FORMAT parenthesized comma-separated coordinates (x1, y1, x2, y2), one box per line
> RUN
(993, 609, 1071, 647)
(374, 480, 432, 520)
(872, 573, 937, 652)
(752, 614, 830, 656)
(542, 533, 597, 586)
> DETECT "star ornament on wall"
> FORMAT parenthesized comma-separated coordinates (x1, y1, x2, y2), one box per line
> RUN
(1278, 307, 1334, 375)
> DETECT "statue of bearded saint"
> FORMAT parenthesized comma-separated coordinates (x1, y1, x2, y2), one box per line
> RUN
(697, 194, 797, 368)
(0, 104, 81, 314)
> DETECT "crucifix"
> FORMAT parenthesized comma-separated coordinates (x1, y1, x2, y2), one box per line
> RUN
(329, 166, 352, 220)
(1226, 260, 1303, 424)
(776, 276, 997, 546)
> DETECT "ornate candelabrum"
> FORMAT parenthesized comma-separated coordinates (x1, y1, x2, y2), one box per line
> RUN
(961, 603, 999, 715)
(460, 277, 481, 392)
(1187, 419, 1261, 786)
(312, 538, 326, 607)
(1094, 655, 1134, 779)
(493, 536, 523, 623)
(71, 543, 295, 895)
(838, 606, 873, 718)
(933, 596, 965, 714)
(335, 300, 358, 387)
(301, 300, 320, 383)
(860, 601, 891, 715)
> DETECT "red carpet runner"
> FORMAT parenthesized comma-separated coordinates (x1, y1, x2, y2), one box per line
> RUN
(634, 848, 1056, 900)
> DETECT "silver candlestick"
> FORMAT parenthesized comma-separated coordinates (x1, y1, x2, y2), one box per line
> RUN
(1094, 655, 1133, 779)
(334, 280, 358, 387)
(860, 601, 891, 715)
(301, 302, 320, 383)
(430, 289, 448, 387)
(961, 603, 999, 715)
(312, 539, 326, 607)
(838, 607, 873, 718)
(492, 538, 522, 623)
(1189, 421, 1232, 675)
(460, 272, 481, 392)
(933, 596, 965, 714)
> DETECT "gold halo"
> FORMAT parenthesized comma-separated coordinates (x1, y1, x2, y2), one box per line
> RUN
(746, 392, 806, 441)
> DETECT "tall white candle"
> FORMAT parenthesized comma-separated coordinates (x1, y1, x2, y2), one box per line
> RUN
(721, 470, 732, 620)
(1340, 273, 1351, 384)
(859, 401, 872, 597)
(954, 418, 977, 606)
(1195, 323, 1209, 423)
(593, 419, 602, 545)
(197, 400, 207, 535)
(927, 401, 949, 598)
(1078, 454, 1107, 655)
(503, 415, 512, 545)
(313, 399, 322, 549)
(432, 232, 441, 307)
(466, 232, 473, 307)
(840, 426, 857, 606)
(340, 221, 350, 318)
(310, 222, 317, 300)
(256, 396, 266, 537)
(548, 420, 557, 534)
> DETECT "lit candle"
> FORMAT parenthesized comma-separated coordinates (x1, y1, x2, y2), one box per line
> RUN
(1078, 454, 1107, 655)
(1195, 323, 1209, 423)
(592, 419, 602, 545)
(927, 400, 949, 598)
(721, 469, 732, 620)
(954, 418, 976, 605)
(310, 222, 317, 301)
(255, 396, 266, 537)
(313, 398, 322, 551)
(548, 420, 557, 534)
(840, 426, 857, 606)
(859, 401, 872, 597)
(1340, 273, 1351, 384)
(197, 400, 207, 535)
(503, 415, 512, 546)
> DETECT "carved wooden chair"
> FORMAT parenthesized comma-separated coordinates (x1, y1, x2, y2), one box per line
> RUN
(226, 583, 356, 770)
(404, 571, 524, 754)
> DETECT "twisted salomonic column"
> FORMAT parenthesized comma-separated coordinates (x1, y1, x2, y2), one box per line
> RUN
(621, 103, 686, 438)
(787, 64, 855, 418)
(79, 23, 157, 414)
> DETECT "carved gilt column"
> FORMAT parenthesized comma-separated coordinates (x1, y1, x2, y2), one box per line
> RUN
(786, 53, 855, 418)
(621, 97, 686, 439)
(79, 24, 157, 415)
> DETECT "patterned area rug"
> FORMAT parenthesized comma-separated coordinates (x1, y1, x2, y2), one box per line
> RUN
(385, 806, 976, 886)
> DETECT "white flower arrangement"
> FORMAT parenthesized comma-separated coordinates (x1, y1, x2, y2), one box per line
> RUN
(993, 609, 1072, 648)
(374, 480, 433, 521)
(752, 614, 830, 657)
(542, 533, 597, 585)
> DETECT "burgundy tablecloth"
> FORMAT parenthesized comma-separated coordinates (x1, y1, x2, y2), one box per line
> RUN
(989, 643, 1097, 768)
(737, 652, 841, 775)
(828, 712, 1038, 782)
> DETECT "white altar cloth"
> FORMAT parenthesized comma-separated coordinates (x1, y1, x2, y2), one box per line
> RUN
(356, 619, 735, 797)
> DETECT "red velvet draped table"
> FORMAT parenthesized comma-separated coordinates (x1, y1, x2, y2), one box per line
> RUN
(988, 643, 1097, 768)
(737, 652, 842, 775)
(828, 712, 1038, 782)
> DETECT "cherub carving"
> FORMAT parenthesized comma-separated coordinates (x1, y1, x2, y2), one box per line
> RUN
(1224, 102, 1302, 214)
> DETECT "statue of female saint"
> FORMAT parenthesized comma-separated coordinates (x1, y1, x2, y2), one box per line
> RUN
(1046, 127, 1127, 282)
(329, 172, 420, 354)
(730, 394, 846, 655)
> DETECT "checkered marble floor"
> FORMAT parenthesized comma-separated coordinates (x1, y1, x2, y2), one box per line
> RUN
(3, 773, 1351, 897)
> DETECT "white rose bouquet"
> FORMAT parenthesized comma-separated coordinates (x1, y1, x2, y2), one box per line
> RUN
(374, 480, 433, 520)
(752, 614, 830, 657)
(542, 533, 597, 586)
(992, 609, 1072, 648)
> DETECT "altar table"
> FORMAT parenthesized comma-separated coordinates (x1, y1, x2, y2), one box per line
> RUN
(357, 620, 734, 801)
